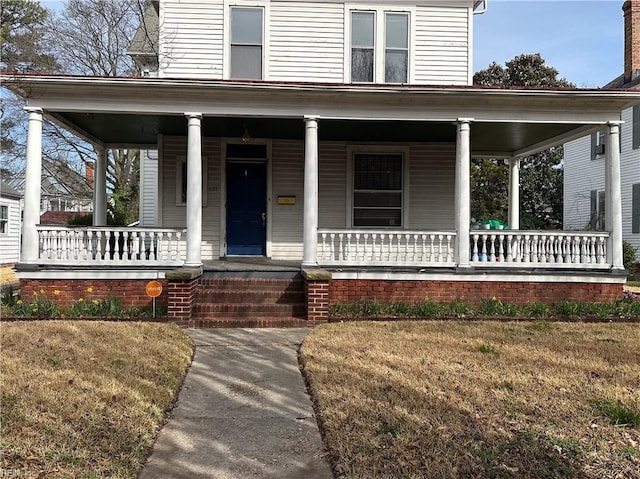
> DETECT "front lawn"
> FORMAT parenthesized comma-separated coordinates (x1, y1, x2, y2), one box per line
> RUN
(0, 321, 193, 478)
(300, 321, 640, 479)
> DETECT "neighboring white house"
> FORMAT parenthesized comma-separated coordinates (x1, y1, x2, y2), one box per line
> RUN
(565, 0, 640, 256)
(2, 0, 640, 322)
(0, 181, 22, 286)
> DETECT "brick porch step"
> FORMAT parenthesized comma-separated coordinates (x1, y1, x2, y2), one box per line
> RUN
(193, 276, 308, 323)
(191, 317, 321, 328)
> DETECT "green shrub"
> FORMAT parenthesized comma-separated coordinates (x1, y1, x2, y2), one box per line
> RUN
(623, 240, 637, 272)
(590, 398, 640, 427)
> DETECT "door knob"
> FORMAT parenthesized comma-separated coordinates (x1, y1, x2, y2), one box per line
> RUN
(261, 212, 266, 227)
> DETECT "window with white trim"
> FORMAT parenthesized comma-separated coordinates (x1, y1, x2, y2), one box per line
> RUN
(352, 153, 403, 227)
(176, 157, 208, 206)
(590, 189, 605, 230)
(349, 9, 410, 84)
(0, 205, 8, 234)
(230, 7, 263, 80)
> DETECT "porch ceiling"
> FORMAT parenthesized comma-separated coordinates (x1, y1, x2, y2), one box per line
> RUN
(5, 75, 639, 157)
(54, 112, 578, 156)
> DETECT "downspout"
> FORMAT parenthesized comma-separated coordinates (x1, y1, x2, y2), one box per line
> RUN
(474, 0, 488, 15)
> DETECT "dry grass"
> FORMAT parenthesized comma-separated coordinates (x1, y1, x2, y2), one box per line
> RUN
(300, 321, 640, 479)
(0, 321, 193, 478)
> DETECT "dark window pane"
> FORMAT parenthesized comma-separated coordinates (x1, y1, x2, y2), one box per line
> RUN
(231, 45, 262, 79)
(351, 48, 374, 82)
(227, 143, 267, 158)
(386, 14, 408, 49)
(352, 12, 374, 47)
(385, 50, 408, 83)
(354, 154, 402, 190)
(181, 161, 187, 204)
(231, 8, 263, 45)
(354, 192, 402, 208)
(354, 208, 402, 227)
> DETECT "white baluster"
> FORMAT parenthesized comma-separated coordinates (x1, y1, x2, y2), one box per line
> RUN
(498, 234, 505, 262)
(471, 233, 479, 262)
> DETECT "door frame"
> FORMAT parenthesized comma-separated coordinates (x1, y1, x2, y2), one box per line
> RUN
(220, 139, 272, 258)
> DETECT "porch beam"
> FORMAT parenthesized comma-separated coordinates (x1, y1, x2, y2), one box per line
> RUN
(93, 147, 107, 226)
(22, 107, 44, 263)
(508, 158, 520, 230)
(302, 116, 319, 267)
(605, 121, 624, 270)
(455, 118, 473, 269)
(185, 112, 203, 267)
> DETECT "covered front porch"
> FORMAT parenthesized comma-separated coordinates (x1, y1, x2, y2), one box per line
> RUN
(4, 75, 638, 323)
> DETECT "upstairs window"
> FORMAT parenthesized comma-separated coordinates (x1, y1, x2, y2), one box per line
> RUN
(230, 7, 263, 80)
(349, 10, 410, 84)
(385, 13, 408, 83)
(351, 12, 375, 82)
(591, 130, 606, 160)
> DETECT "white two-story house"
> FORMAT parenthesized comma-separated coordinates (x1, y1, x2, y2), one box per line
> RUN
(564, 0, 640, 258)
(2, 0, 639, 325)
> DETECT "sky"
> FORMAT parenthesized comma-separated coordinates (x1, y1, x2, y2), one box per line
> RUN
(473, 0, 625, 87)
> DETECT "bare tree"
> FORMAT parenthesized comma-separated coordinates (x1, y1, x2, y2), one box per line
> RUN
(46, 0, 148, 224)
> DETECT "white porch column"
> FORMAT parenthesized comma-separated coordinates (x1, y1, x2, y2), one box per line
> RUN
(302, 116, 319, 267)
(185, 113, 203, 266)
(93, 147, 108, 226)
(508, 158, 520, 230)
(455, 119, 472, 268)
(605, 121, 624, 270)
(21, 107, 43, 263)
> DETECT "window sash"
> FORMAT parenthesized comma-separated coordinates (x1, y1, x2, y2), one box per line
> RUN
(0, 205, 7, 234)
(353, 153, 403, 227)
(351, 11, 375, 82)
(230, 7, 263, 79)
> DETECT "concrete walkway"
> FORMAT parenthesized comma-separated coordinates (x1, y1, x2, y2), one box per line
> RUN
(139, 328, 334, 479)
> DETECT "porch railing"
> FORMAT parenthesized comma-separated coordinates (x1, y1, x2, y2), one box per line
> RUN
(317, 229, 611, 270)
(317, 229, 456, 267)
(36, 226, 186, 266)
(470, 230, 610, 268)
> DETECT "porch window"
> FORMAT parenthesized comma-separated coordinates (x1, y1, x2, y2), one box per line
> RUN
(351, 12, 375, 82)
(176, 157, 208, 206)
(385, 13, 408, 83)
(590, 189, 605, 230)
(230, 7, 263, 80)
(0, 205, 7, 234)
(591, 130, 605, 160)
(352, 153, 403, 227)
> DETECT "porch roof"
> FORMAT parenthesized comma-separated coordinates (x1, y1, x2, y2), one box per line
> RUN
(3, 75, 640, 158)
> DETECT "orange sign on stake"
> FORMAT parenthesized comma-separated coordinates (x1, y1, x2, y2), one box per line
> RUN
(146, 281, 163, 298)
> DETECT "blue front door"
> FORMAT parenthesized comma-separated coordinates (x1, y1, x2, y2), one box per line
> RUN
(226, 162, 267, 255)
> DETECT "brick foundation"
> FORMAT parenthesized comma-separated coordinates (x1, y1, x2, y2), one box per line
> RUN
(330, 280, 624, 306)
(165, 267, 203, 326)
(302, 269, 332, 322)
(19, 278, 168, 308)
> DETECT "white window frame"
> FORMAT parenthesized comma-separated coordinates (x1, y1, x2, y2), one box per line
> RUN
(0, 204, 8, 235)
(175, 156, 208, 207)
(346, 146, 410, 228)
(344, 4, 414, 84)
(224, 0, 270, 80)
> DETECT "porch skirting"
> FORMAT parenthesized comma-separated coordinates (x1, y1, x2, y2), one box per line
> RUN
(13, 266, 626, 324)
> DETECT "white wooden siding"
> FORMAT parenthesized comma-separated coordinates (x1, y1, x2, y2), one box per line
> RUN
(139, 150, 159, 226)
(0, 197, 21, 265)
(319, 142, 348, 228)
(563, 107, 640, 254)
(160, 1, 224, 78)
(414, 6, 470, 85)
(161, 136, 222, 260)
(270, 140, 305, 260)
(408, 143, 455, 229)
(158, 0, 472, 85)
(269, 2, 344, 82)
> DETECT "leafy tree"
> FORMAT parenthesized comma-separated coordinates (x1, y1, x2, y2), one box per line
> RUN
(473, 53, 573, 229)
